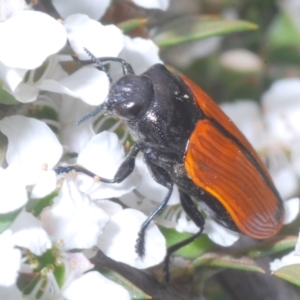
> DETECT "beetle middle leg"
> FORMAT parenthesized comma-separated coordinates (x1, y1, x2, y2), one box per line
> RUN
(136, 159, 174, 258)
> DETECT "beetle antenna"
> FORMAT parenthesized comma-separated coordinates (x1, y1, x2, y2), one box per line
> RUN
(76, 102, 106, 125)
(83, 48, 135, 76)
(83, 48, 113, 83)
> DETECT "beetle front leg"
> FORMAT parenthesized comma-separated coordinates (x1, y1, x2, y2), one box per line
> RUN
(55, 144, 140, 183)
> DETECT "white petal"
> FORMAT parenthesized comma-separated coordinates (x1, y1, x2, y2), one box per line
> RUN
(204, 219, 240, 246)
(41, 179, 109, 250)
(164, 37, 221, 69)
(120, 192, 159, 216)
(132, 0, 169, 10)
(0, 230, 21, 286)
(263, 78, 300, 144)
(135, 155, 180, 205)
(58, 96, 95, 154)
(283, 197, 300, 224)
(112, 36, 161, 79)
(0, 284, 22, 300)
(40, 66, 110, 105)
(176, 216, 199, 234)
(220, 49, 263, 73)
(76, 131, 141, 199)
(52, 0, 110, 20)
(98, 209, 166, 269)
(10, 81, 40, 103)
(0, 166, 27, 213)
(0, 115, 62, 169)
(95, 199, 123, 216)
(30, 170, 57, 199)
(0, 0, 28, 22)
(0, 61, 26, 91)
(0, 11, 66, 69)
(63, 271, 130, 300)
(9, 56, 68, 103)
(295, 231, 300, 255)
(272, 168, 298, 200)
(220, 100, 265, 149)
(64, 14, 124, 60)
(65, 252, 94, 281)
(10, 211, 51, 255)
(270, 251, 300, 272)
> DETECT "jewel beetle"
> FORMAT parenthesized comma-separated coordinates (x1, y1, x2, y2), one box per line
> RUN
(56, 49, 284, 276)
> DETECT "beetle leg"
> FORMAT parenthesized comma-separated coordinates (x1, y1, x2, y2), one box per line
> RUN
(55, 144, 140, 183)
(136, 160, 174, 258)
(164, 191, 205, 283)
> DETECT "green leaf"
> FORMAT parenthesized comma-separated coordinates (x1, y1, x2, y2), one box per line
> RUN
(242, 236, 297, 259)
(0, 208, 23, 234)
(154, 16, 258, 48)
(27, 104, 58, 122)
(0, 131, 8, 168)
(268, 12, 300, 49)
(118, 18, 147, 33)
(26, 189, 59, 217)
(159, 227, 215, 259)
(0, 86, 18, 105)
(192, 252, 264, 273)
(274, 264, 300, 286)
(96, 267, 152, 300)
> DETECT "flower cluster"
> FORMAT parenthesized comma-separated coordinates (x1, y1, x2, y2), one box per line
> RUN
(0, 1, 169, 299)
(0, 0, 300, 299)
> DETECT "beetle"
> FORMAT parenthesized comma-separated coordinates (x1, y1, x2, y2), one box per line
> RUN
(56, 49, 284, 279)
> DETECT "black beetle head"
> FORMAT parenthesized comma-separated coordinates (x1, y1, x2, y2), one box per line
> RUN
(105, 75, 153, 121)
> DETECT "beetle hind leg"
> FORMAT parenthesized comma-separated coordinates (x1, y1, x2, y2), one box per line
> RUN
(164, 191, 205, 283)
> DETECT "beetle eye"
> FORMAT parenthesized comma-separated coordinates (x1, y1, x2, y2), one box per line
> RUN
(113, 94, 145, 120)
(107, 75, 153, 121)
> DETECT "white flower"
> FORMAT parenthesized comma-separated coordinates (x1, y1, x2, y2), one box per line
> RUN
(204, 219, 240, 246)
(270, 231, 300, 272)
(19, 248, 95, 300)
(132, 0, 169, 10)
(0, 115, 63, 199)
(98, 209, 167, 269)
(0, 284, 22, 300)
(46, 14, 125, 106)
(283, 197, 300, 224)
(4, 56, 66, 103)
(111, 36, 162, 80)
(75, 131, 141, 200)
(220, 100, 265, 149)
(63, 271, 130, 300)
(0, 0, 28, 22)
(0, 165, 27, 213)
(52, 0, 111, 20)
(41, 178, 166, 270)
(41, 178, 110, 250)
(0, 13, 123, 105)
(220, 49, 263, 73)
(55, 95, 95, 154)
(64, 14, 124, 60)
(0, 230, 21, 286)
(11, 211, 52, 256)
(0, 11, 66, 102)
(262, 78, 300, 146)
(0, 11, 66, 69)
